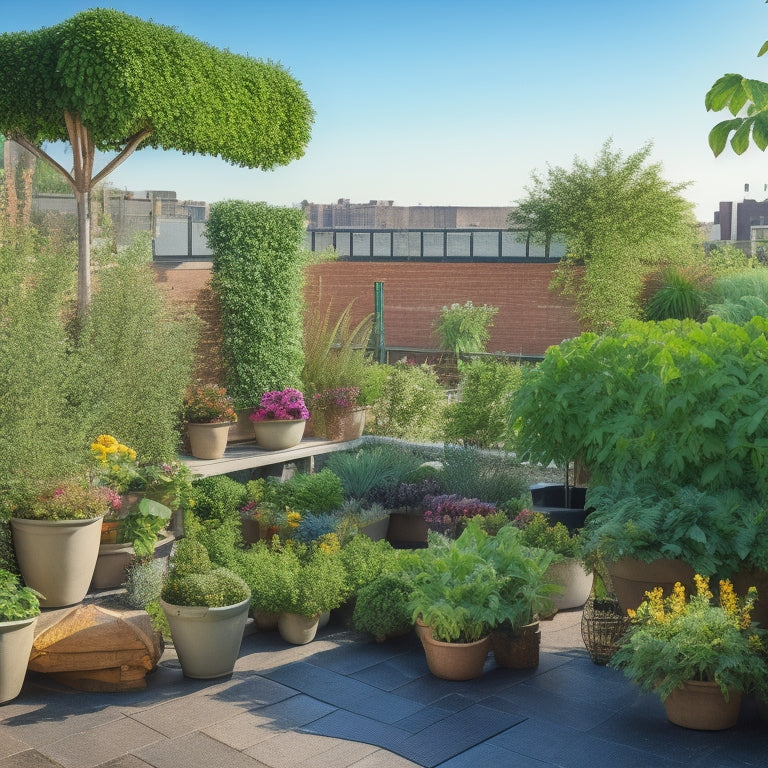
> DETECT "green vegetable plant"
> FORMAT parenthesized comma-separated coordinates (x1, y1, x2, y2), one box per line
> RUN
(610, 575, 768, 702)
(433, 301, 498, 356)
(513, 510, 581, 560)
(0, 568, 41, 621)
(353, 573, 414, 642)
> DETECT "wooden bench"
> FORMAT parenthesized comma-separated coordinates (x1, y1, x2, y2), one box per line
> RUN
(180, 437, 362, 479)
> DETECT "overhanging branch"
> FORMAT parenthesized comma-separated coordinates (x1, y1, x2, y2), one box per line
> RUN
(91, 129, 152, 188)
(7, 134, 76, 189)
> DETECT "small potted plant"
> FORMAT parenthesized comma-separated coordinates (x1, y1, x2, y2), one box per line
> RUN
(513, 509, 592, 610)
(10, 479, 112, 608)
(160, 538, 251, 679)
(275, 537, 348, 644)
(0, 569, 41, 704)
(311, 386, 362, 441)
(353, 572, 414, 642)
(610, 575, 768, 730)
(182, 383, 237, 460)
(249, 387, 309, 450)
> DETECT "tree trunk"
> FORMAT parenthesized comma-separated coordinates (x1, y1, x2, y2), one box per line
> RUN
(75, 188, 91, 319)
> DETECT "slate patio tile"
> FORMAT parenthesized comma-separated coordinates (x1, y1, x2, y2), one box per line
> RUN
(0, 750, 68, 768)
(301, 709, 411, 751)
(305, 634, 419, 676)
(436, 741, 550, 768)
(351, 660, 425, 692)
(263, 661, 424, 723)
(35, 717, 163, 768)
(133, 731, 264, 768)
(488, 715, 686, 768)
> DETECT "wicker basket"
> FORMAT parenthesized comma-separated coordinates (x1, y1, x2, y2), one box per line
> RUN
(580, 597, 630, 666)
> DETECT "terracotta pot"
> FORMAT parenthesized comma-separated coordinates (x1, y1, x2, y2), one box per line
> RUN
(663, 680, 741, 730)
(420, 628, 491, 680)
(322, 409, 347, 441)
(186, 421, 232, 459)
(100, 519, 127, 545)
(606, 557, 696, 614)
(491, 622, 541, 669)
(546, 558, 593, 611)
(277, 612, 320, 645)
(251, 419, 306, 450)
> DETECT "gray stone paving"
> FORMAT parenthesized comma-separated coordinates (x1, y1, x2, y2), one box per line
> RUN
(0, 609, 765, 768)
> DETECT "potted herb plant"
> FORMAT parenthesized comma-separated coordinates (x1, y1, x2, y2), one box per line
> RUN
(10, 479, 112, 607)
(610, 575, 768, 730)
(182, 383, 237, 460)
(0, 569, 41, 704)
(249, 387, 309, 450)
(352, 572, 414, 642)
(275, 537, 348, 644)
(160, 538, 251, 679)
(513, 509, 592, 610)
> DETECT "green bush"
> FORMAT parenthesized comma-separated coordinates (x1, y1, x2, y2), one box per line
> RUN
(73, 234, 199, 460)
(189, 476, 247, 525)
(444, 359, 525, 448)
(353, 573, 414, 642)
(208, 201, 306, 409)
(339, 534, 398, 594)
(230, 541, 298, 615)
(263, 468, 344, 514)
(367, 362, 446, 442)
(707, 268, 768, 323)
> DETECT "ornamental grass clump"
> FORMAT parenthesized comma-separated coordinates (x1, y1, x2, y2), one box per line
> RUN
(610, 575, 768, 702)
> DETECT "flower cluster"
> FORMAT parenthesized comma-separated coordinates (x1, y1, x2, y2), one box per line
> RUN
(423, 494, 497, 538)
(250, 388, 309, 422)
(14, 480, 114, 521)
(91, 434, 141, 493)
(312, 387, 360, 411)
(182, 384, 237, 424)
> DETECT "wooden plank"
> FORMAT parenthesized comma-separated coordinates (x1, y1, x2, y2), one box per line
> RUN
(180, 437, 361, 478)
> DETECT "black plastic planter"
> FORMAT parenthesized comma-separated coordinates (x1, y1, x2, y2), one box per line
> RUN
(530, 483, 591, 532)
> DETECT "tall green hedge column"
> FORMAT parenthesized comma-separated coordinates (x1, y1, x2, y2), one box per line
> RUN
(207, 201, 306, 409)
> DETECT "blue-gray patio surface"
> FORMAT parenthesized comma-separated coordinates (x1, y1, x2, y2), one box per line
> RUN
(1, 613, 766, 768)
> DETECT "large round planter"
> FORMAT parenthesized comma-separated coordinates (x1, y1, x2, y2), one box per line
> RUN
(0, 616, 37, 704)
(91, 541, 135, 590)
(160, 597, 249, 679)
(420, 628, 491, 680)
(606, 557, 696, 614)
(251, 419, 306, 451)
(491, 623, 541, 669)
(342, 407, 368, 440)
(11, 516, 104, 608)
(186, 421, 232, 460)
(663, 681, 741, 730)
(546, 558, 593, 611)
(277, 612, 320, 645)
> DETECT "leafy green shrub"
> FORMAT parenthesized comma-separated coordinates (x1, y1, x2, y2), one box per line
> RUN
(0, 568, 40, 620)
(339, 534, 398, 594)
(353, 573, 414, 641)
(208, 201, 306, 409)
(444, 359, 525, 448)
(325, 445, 424, 499)
(189, 476, 247, 524)
(433, 301, 498, 355)
(123, 559, 165, 610)
(230, 541, 298, 615)
(73, 233, 199, 461)
(511, 316, 768, 498)
(513, 510, 580, 558)
(161, 538, 250, 607)
(367, 362, 446, 442)
(263, 468, 344, 514)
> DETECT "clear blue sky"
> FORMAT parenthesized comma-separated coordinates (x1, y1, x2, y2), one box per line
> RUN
(4, 0, 768, 222)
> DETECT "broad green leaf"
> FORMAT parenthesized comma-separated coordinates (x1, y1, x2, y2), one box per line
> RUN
(709, 118, 743, 156)
(759, 40, 768, 57)
(730, 118, 754, 154)
(743, 78, 768, 111)
(752, 111, 768, 150)
(705, 73, 744, 111)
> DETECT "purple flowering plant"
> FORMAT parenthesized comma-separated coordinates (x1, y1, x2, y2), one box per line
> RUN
(422, 494, 497, 538)
(249, 388, 310, 422)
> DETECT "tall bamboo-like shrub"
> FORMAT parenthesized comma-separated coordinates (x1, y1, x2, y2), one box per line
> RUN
(72, 233, 199, 460)
(207, 201, 306, 409)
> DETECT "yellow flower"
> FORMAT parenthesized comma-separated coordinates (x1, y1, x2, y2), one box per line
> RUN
(667, 582, 687, 616)
(318, 533, 340, 554)
(718, 579, 738, 618)
(286, 511, 302, 529)
(694, 574, 712, 600)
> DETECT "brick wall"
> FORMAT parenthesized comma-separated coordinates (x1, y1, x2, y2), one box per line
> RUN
(153, 261, 581, 383)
